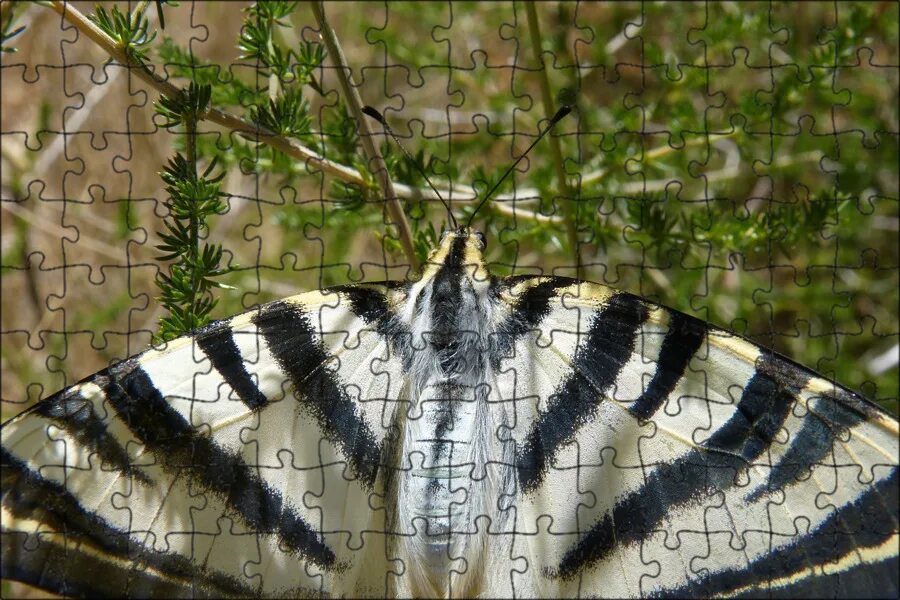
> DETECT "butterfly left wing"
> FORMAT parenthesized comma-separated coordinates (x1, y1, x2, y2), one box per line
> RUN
(490, 275, 899, 598)
(1, 283, 410, 598)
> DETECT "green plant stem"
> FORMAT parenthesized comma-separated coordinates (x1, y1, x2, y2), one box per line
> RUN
(265, 17, 280, 101)
(185, 115, 199, 315)
(526, 2, 581, 277)
(311, 1, 419, 271)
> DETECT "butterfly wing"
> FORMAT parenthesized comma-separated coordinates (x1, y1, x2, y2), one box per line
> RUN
(4, 273, 897, 598)
(493, 275, 898, 598)
(1, 283, 409, 598)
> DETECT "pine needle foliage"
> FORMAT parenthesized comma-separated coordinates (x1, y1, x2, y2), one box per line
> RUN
(153, 82, 231, 343)
(89, 3, 157, 64)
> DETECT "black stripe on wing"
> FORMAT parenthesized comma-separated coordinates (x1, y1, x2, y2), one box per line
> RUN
(31, 375, 152, 485)
(1, 449, 254, 598)
(749, 557, 900, 600)
(627, 311, 707, 421)
(490, 277, 574, 369)
(746, 388, 867, 502)
(556, 349, 809, 578)
(654, 468, 899, 598)
(331, 284, 412, 366)
(105, 365, 336, 570)
(196, 325, 268, 410)
(252, 300, 383, 489)
(516, 293, 650, 493)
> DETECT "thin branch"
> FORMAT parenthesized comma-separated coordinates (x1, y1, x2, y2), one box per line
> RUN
(492, 201, 563, 224)
(48, 1, 365, 186)
(526, 3, 581, 276)
(311, 1, 419, 270)
(581, 131, 737, 186)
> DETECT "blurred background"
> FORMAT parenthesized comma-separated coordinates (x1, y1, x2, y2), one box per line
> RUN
(1, 1, 897, 440)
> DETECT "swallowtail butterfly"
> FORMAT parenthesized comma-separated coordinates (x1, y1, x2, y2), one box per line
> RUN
(2, 108, 897, 599)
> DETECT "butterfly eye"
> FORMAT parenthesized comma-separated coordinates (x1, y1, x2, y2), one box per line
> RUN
(474, 231, 487, 249)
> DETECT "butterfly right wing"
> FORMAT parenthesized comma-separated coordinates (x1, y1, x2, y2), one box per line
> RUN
(490, 275, 898, 598)
(1, 283, 411, 598)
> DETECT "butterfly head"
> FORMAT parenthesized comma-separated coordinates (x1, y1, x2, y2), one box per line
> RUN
(439, 227, 486, 249)
(417, 227, 490, 283)
(435, 227, 487, 259)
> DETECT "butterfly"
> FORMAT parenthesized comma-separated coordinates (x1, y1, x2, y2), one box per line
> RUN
(2, 108, 897, 599)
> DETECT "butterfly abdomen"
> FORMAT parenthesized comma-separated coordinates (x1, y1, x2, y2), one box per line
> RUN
(404, 380, 483, 572)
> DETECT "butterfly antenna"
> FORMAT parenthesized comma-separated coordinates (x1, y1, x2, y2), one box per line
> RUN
(362, 106, 458, 230)
(466, 105, 572, 229)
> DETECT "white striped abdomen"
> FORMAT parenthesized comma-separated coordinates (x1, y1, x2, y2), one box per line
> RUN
(406, 380, 480, 553)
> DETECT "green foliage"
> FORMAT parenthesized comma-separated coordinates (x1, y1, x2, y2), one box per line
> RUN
(385, 145, 438, 190)
(295, 40, 327, 94)
(156, 81, 212, 129)
(89, 4, 157, 63)
(0, 3, 25, 54)
(157, 37, 256, 107)
(238, 1, 325, 88)
(153, 83, 232, 343)
(413, 222, 442, 264)
(151, 2, 337, 339)
(159, 2, 333, 181)
(321, 103, 360, 163)
(152, 0, 175, 31)
(249, 89, 312, 137)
